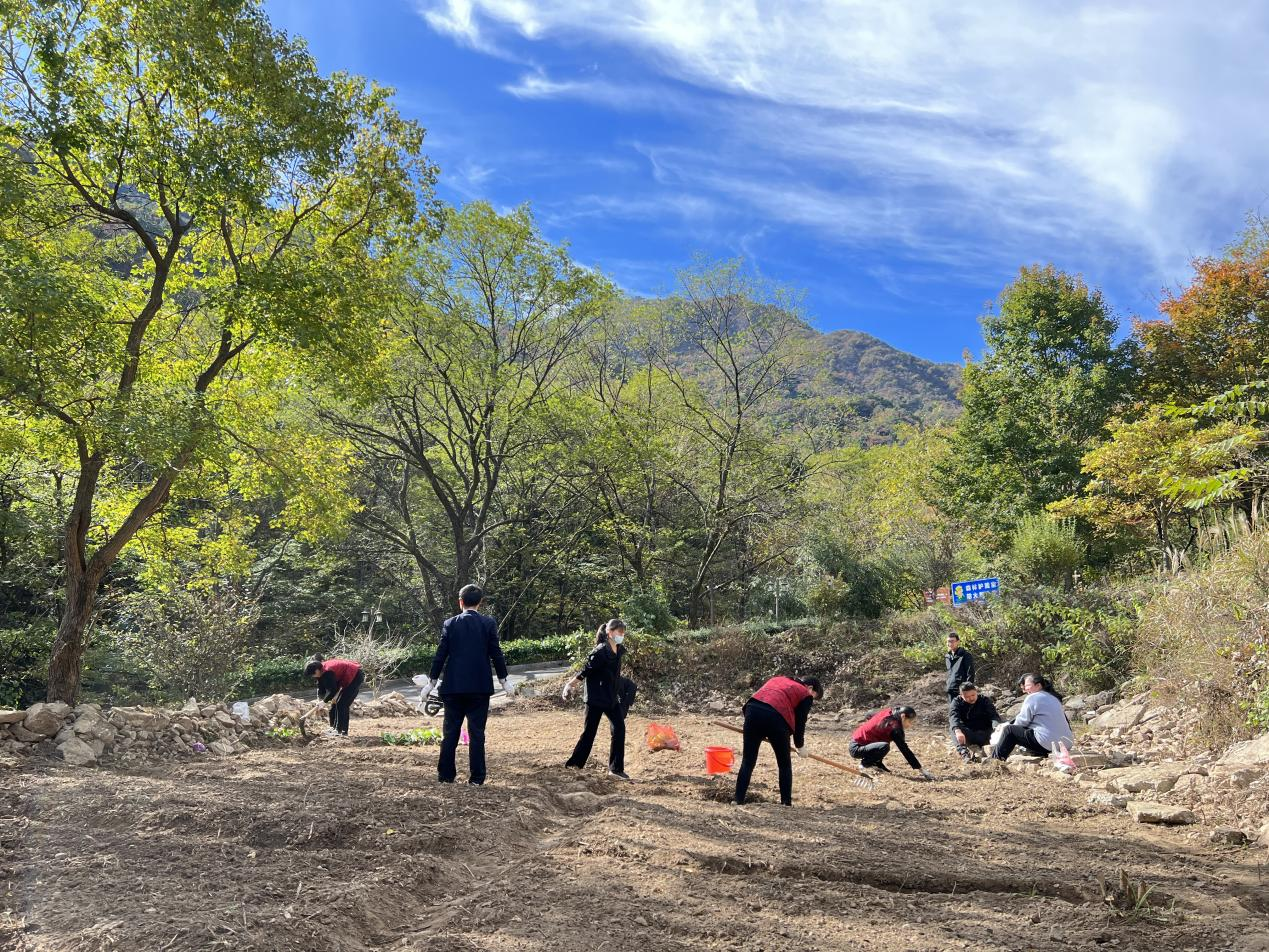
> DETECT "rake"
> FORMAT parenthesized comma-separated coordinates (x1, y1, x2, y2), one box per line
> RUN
(710, 720, 876, 790)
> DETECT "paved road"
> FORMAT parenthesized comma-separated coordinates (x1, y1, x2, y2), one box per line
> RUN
(376, 662, 572, 713)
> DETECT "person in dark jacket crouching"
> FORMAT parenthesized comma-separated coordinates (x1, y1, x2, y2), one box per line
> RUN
(563, 619, 633, 779)
(305, 655, 364, 736)
(850, 705, 935, 779)
(418, 584, 510, 785)
(948, 682, 999, 762)
(734, 675, 824, 806)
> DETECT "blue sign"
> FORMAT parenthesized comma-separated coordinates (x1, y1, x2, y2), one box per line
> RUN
(951, 576, 1001, 606)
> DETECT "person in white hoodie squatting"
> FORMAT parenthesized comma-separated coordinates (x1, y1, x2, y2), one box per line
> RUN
(991, 673, 1074, 761)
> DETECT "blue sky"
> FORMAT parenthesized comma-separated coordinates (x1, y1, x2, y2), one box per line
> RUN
(265, 1, 1269, 363)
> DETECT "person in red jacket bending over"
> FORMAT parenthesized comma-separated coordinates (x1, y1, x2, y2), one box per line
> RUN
(304, 655, 365, 737)
(733, 675, 824, 807)
(849, 705, 935, 780)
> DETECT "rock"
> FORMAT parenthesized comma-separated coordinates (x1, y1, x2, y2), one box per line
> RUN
(10, 723, 43, 743)
(1065, 697, 1088, 713)
(1217, 733, 1269, 767)
(1068, 752, 1110, 769)
(213, 711, 236, 728)
(208, 740, 234, 756)
(1168, 774, 1206, 795)
(1091, 703, 1147, 730)
(58, 735, 98, 767)
(1209, 827, 1248, 846)
(0, 709, 27, 725)
(707, 699, 727, 713)
(22, 702, 71, 737)
(1127, 801, 1197, 825)
(1103, 765, 1185, 795)
(181, 697, 200, 715)
(116, 708, 162, 731)
(1257, 821, 1269, 848)
(1088, 791, 1129, 808)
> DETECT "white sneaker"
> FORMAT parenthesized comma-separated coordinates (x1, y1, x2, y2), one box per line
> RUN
(321, 727, 339, 737)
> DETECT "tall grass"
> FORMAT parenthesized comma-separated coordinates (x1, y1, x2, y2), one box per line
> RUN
(1135, 525, 1269, 746)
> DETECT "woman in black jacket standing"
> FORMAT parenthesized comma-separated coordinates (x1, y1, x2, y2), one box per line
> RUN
(563, 619, 630, 779)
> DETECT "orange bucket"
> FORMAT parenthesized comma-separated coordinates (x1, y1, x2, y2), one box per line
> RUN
(705, 746, 735, 774)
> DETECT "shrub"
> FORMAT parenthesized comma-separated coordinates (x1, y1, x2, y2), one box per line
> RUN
(620, 581, 678, 635)
(898, 586, 1140, 692)
(0, 620, 54, 707)
(1009, 514, 1085, 587)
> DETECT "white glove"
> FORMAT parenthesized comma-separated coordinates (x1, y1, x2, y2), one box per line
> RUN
(919, 768, 935, 781)
(795, 744, 809, 759)
(419, 678, 436, 699)
(500, 678, 513, 696)
(561, 681, 572, 700)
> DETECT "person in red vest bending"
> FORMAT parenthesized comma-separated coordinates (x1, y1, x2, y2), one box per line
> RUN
(849, 705, 934, 779)
(304, 655, 365, 736)
(733, 675, 824, 807)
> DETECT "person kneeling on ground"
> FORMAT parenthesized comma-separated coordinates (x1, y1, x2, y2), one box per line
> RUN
(992, 673, 1074, 762)
(849, 705, 934, 780)
(563, 619, 633, 780)
(734, 675, 824, 807)
(305, 655, 364, 736)
(948, 682, 999, 762)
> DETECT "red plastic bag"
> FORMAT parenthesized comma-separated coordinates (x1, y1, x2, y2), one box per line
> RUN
(645, 722, 681, 752)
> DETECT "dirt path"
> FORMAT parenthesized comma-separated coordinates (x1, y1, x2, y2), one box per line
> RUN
(2, 707, 1267, 951)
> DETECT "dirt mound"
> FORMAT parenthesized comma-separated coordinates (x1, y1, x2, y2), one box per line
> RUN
(4, 707, 1268, 951)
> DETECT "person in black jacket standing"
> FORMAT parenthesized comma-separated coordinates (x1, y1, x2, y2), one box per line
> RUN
(563, 619, 631, 779)
(945, 634, 975, 706)
(948, 682, 999, 762)
(419, 584, 510, 785)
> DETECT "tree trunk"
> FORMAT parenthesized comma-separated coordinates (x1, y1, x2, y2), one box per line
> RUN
(46, 562, 99, 703)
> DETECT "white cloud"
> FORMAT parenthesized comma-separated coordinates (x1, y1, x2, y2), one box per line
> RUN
(417, 0, 1269, 283)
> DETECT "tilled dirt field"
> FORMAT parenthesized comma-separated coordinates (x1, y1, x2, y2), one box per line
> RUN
(3, 705, 1268, 952)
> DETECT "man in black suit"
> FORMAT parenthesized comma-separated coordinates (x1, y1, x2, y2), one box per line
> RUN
(421, 584, 510, 785)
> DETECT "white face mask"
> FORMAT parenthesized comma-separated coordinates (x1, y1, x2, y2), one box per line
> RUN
(612, 634, 625, 645)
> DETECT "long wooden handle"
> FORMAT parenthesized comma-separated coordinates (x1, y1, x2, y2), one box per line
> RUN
(709, 720, 872, 780)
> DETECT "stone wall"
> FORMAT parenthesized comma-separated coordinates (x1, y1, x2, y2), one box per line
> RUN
(0, 691, 421, 768)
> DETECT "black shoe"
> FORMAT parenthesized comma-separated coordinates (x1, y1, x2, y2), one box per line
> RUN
(868, 762, 890, 773)
(468, 780, 484, 786)
(437, 778, 455, 784)
(564, 761, 582, 769)
(608, 770, 631, 781)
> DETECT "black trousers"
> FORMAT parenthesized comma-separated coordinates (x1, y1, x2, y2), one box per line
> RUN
(734, 701, 793, 806)
(993, 723, 1049, 760)
(439, 693, 491, 783)
(849, 740, 891, 767)
(950, 726, 992, 753)
(329, 671, 364, 735)
(566, 704, 626, 772)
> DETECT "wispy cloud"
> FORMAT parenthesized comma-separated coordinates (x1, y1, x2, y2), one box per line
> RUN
(417, 0, 1269, 286)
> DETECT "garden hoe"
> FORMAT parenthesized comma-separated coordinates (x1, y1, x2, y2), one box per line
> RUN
(710, 720, 876, 790)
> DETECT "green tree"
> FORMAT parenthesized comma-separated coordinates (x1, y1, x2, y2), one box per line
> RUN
(656, 260, 818, 624)
(1050, 408, 1258, 568)
(936, 265, 1135, 540)
(334, 203, 614, 628)
(0, 0, 433, 701)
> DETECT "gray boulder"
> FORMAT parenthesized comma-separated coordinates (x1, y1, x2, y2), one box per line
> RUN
(58, 735, 98, 767)
(1127, 801, 1197, 825)
(23, 701, 71, 737)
